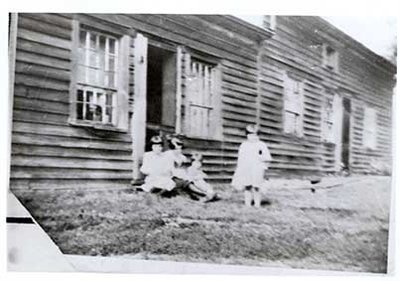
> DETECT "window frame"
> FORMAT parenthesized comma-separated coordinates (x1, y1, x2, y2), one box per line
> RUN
(69, 20, 130, 132)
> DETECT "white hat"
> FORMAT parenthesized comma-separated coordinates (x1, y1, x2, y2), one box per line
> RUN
(246, 124, 259, 134)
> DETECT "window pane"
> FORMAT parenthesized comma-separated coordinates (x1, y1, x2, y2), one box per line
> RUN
(87, 68, 97, 84)
(86, 91, 93, 103)
(98, 70, 105, 87)
(94, 105, 102, 122)
(106, 92, 113, 106)
(99, 35, 106, 53)
(97, 92, 105, 107)
(106, 107, 113, 124)
(109, 38, 115, 54)
(108, 56, 115, 71)
(89, 33, 97, 49)
(78, 48, 85, 64)
(77, 89, 84, 102)
(99, 51, 105, 71)
(77, 65, 86, 83)
(106, 72, 115, 88)
(86, 104, 93, 120)
(76, 102, 83, 120)
(89, 50, 98, 68)
(79, 30, 86, 48)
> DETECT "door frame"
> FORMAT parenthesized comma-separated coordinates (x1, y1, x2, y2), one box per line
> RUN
(131, 34, 183, 183)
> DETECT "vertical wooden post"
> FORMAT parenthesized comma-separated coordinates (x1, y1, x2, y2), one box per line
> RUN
(132, 33, 148, 183)
(8, 13, 18, 104)
(8, 13, 18, 191)
(175, 46, 183, 134)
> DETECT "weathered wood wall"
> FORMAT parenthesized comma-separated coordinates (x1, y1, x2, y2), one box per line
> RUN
(10, 13, 268, 188)
(11, 13, 134, 189)
(261, 16, 394, 176)
(10, 14, 394, 190)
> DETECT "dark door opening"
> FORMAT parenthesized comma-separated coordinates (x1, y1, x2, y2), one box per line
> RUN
(341, 97, 351, 170)
(145, 45, 177, 151)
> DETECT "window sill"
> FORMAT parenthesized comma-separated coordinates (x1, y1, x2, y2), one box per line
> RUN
(69, 120, 127, 133)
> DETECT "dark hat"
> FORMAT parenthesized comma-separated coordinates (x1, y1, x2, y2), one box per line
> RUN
(150, 135, 163, 145)
(246, 124, 259, 134)
(191, 152, 203, 161)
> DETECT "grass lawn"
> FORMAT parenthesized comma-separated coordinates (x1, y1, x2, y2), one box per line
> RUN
(12, 176, 391, 273)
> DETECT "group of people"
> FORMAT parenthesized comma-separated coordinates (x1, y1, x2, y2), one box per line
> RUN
(139, 124, 273, 207)
(139, 134, 220, 202)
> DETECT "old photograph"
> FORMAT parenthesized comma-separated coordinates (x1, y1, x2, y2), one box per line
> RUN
(6, 12, 397, 274)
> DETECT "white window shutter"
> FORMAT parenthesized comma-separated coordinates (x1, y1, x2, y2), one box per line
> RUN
(296, 82, 304, 137)
(363, 107, 377, 149)
(116, 34, 130, 131)
(284, 112, 295, 134)
(175, 46, 183, 134)
(132, 33, 148, 181)
(321, 103, 328, 141)
(332, 94, 343, 143)
(210, 65, 223, 139)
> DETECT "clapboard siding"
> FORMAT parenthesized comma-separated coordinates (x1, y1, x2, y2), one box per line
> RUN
(10, 13, 134, 189)
(10, 14, 394, 189)
(268, 17, 393, 108)
(10, 179, 132, 190)
(260, 16, 394, 175)
(12, 132, 132, 151)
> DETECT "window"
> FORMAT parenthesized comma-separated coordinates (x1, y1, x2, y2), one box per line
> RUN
(322, 44, 339, 72)
(76, 29, 118, 125)
(184, 56, 222, 139)
(363, 107, 377, 149)
(69, 22, 130, 131)
(283, 75, 304, 136)
(321, 97, 335, 142)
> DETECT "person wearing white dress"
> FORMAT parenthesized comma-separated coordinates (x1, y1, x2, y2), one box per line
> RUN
(140, 136, 175, 193)
(187, 153, 221, 202)
(231, 124, 272, 208)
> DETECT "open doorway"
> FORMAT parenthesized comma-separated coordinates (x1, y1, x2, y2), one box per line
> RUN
(145, 45, 177, 151)
(341, 97, 351, 171)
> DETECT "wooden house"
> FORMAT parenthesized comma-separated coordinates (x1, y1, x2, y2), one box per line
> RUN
(8, 14, 395, 189)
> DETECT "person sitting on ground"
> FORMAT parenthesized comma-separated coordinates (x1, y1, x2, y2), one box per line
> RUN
(140, 135, 175, 193)
(231, 124, 272, 208)
(164, 136, 208, 200)
(187, 153, 221, 202)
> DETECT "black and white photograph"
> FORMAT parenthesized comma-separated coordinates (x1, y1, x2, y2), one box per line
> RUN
(3, 1, 398, 277)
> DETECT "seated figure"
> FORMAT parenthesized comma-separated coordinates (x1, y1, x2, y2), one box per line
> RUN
(140, 136, 175, 193)
(187, 153, 220, 202)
